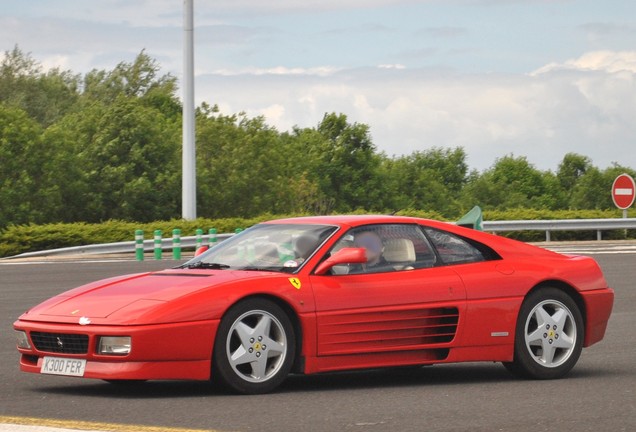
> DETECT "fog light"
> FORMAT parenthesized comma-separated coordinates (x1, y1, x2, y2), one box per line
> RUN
(98, 336, 131, 355)
(15, 330, 31, 349)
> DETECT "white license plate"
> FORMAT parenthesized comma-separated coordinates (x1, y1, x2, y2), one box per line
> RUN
(41, 356, 87, 377)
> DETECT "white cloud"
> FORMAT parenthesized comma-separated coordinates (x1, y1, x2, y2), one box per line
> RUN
(378, 64, 407, 69)
(197, 52, 636, 171)
(211, 66, 340, 76)
(259, 104, 287, 125)
(532, 51, 636, 74)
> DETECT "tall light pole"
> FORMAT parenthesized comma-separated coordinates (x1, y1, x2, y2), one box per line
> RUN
(182, 0, 196, 220)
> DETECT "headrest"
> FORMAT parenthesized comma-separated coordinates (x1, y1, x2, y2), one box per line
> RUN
(383, 238, 415, 263)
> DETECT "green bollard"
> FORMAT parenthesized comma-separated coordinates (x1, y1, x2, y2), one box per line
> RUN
(173, 229, 182, 260)
(195, 228, 203, 250)
(135, 229, 144, 261)
(154, 230, 163, 260)
(209, 228, 217, 245)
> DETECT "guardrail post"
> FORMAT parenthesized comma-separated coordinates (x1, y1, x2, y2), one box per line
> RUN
(597, 230, 602, 241)
(135, 230, 144, 261)
(195, 228, 203, 249)
(154, 230, 163, 260)
(546, 230, 551, 242)
(209, 228, 217, 245)
(173, 229, 182, 259)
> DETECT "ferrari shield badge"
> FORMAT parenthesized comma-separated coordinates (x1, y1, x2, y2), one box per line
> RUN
(288, 278, 302, 290)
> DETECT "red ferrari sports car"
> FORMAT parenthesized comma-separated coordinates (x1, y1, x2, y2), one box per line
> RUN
(14, 215, 614, 394)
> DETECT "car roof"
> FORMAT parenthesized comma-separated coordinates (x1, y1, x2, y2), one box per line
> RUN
(262, 214, 432, 227)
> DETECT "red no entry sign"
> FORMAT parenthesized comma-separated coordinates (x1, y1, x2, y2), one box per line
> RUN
(612, 173, 636, 210)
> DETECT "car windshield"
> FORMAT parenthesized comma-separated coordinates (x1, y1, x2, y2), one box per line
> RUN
(179, 223, 338, 273)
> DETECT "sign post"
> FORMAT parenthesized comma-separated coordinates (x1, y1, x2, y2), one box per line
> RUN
(611, 173, 636, 218)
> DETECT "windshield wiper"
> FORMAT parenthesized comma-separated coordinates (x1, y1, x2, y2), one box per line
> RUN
(179, 262, 231, 270)
(237, 266, 285, 272)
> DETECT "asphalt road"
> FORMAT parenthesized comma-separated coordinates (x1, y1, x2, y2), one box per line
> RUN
(1, 252, 634, 432)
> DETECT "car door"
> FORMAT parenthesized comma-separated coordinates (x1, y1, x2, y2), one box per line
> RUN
(310, 224, 467, 358)
(422, 226, 520, 356)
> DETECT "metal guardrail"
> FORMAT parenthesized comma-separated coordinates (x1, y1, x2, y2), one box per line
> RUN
(2, 218, 636, 260)
(2, 234, 234, 260)
(482, 218, 636, 241)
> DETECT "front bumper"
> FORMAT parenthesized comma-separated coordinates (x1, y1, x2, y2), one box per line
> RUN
(14, 319, 220, 381)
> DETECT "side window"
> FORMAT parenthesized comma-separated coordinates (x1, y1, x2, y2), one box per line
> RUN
(424, 228, 485, 265)
(329, 224, 437, 274)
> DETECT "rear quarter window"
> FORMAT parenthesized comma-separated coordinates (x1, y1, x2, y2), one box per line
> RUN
(423, 227, 499, 265)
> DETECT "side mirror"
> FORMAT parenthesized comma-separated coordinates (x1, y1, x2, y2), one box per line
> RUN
(314, 247, 367, 275)
(194, 245, 209, 257)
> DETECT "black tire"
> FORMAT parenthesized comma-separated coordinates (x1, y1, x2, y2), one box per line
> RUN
(212, 298, 295, 394)
(504, 287, 584, 380)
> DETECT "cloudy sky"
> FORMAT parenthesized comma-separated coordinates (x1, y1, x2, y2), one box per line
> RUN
(2, 0, 636, 171)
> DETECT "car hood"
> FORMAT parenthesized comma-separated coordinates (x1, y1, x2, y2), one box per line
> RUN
(18, 269, 275, 324)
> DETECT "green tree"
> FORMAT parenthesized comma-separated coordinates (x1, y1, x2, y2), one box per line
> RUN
(38, 117, 91, 223)
(79, 97, 180, 221)
(40, 95, 180, 223)
(0, 46, 80, 126)
(311, 113, 382, 212)
(569, 167, 608, 209)
(382, 147, 468, 216)
(196, 105, 295, 217)
(284, 125, 336, 214)
(557, 153, 592, 208)
(558, 153, 592, 190)
(272, 128, 332, 214)
(35, 51, 185, 223)
(82, 50, 177, 106)
(462, 155, 556, 210)
(0, 104, 43, 226)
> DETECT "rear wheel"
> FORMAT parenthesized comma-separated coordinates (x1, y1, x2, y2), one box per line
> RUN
(504, 287, 583, 379)
(213, 298, 295, 394)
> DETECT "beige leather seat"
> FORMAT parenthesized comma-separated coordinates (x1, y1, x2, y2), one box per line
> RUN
(383, 238, 416, 270)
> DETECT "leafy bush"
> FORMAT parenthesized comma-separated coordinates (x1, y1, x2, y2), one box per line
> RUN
(0, 217, 274, 257)
(483, 208, 623, 221)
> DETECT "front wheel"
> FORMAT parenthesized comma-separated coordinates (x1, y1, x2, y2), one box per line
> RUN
(504, 288, 584, 379)
(213, 298, 295, 394)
